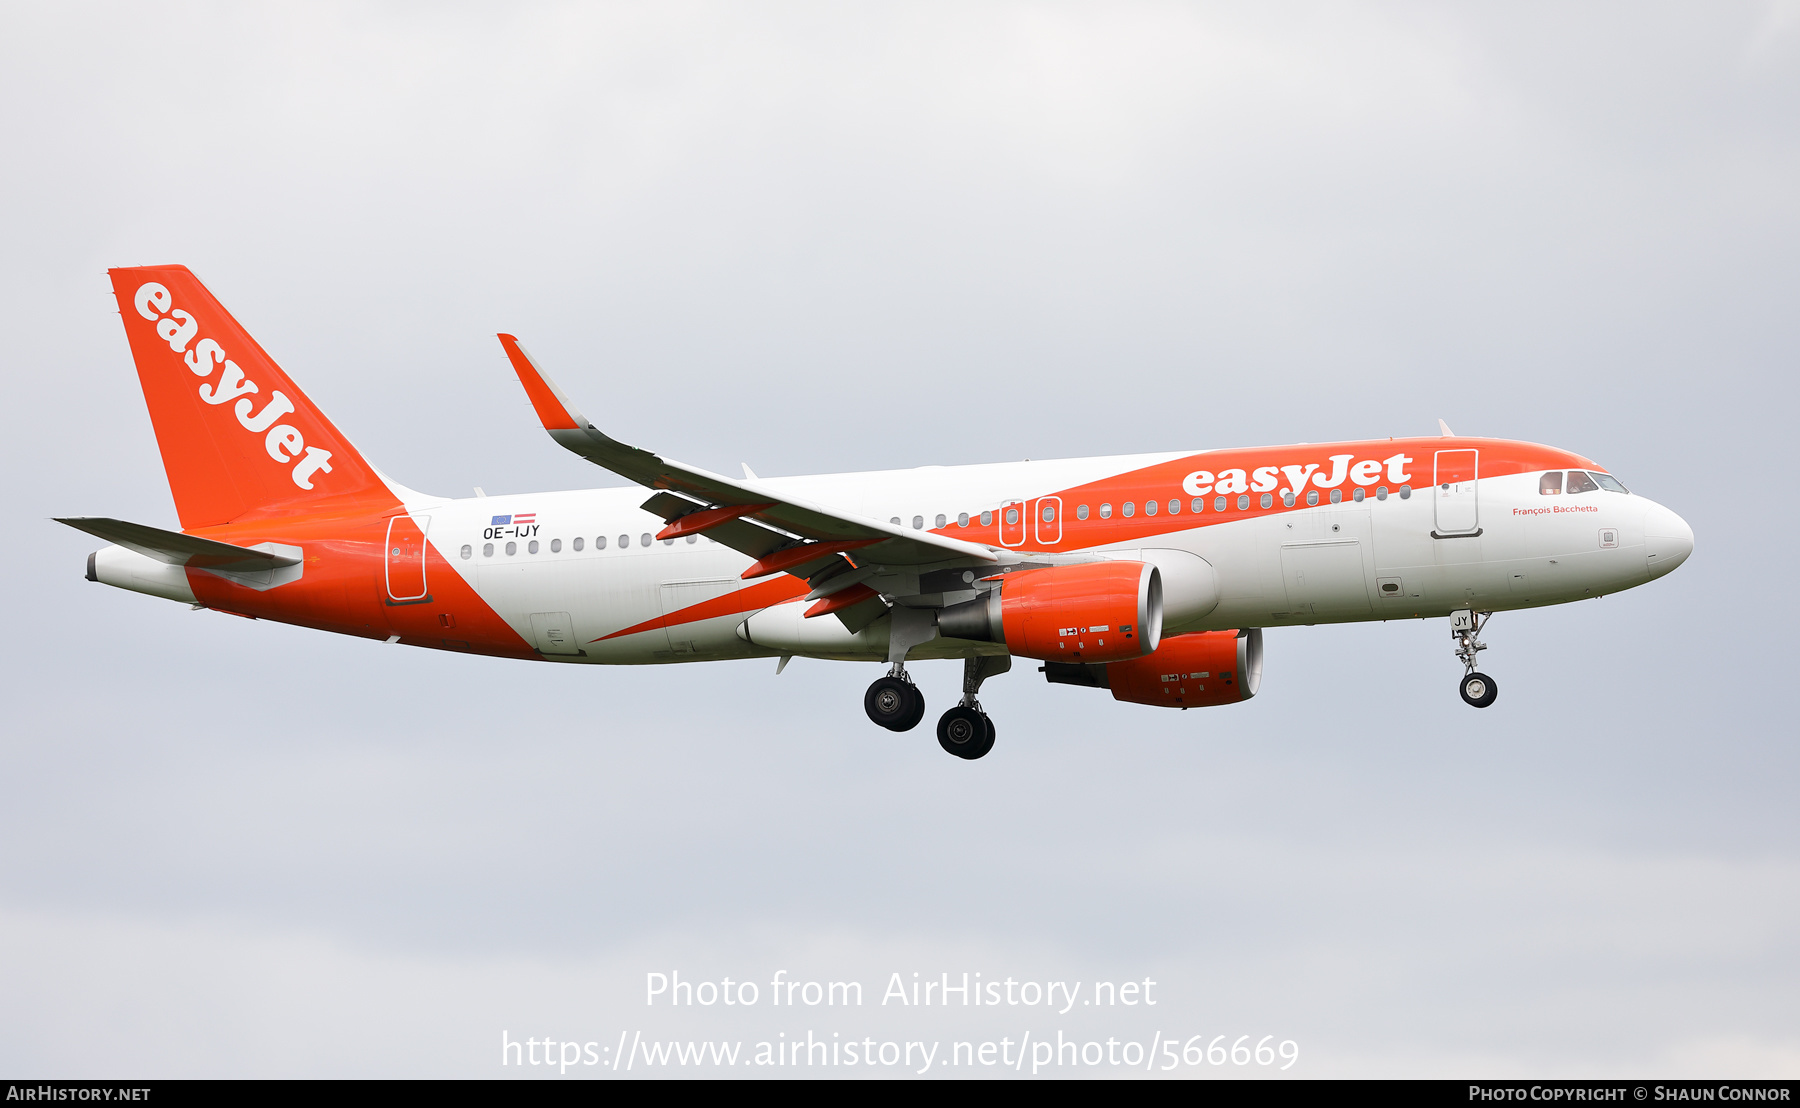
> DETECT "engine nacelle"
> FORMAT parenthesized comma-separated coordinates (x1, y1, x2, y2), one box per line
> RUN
(937, 560, 1162, 664)
(1042, 629, 1263, 708)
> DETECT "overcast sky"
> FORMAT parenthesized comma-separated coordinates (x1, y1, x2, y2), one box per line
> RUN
(2, 1, 1797, 1078)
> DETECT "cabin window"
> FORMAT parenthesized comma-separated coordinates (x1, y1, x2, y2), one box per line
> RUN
(1352, 487, 1365, 502)
(550, 538, 562, 553)
(1142, 500, 1156, 516)
(1168, 499, 1180, 515)
(980, 511, 993, 526)
(935, 514, 946, 528)
(1306, 490, 1319, 506)
(528, 540, 540, 554)
(1330, 489, 1342, 504)
(640, 533, 652, 547)
(913, 515, 924, 530)
(1539, 471, 1563, 495)
(890, 517, 901, 525)
(1004, 507, 1019, 525)
(1566, 470, 1600, 494)
(1099, 503, 1113, 519)
(1122, 501, 1136, 518)
(1262, 493, 1275, 509)
(483, 543, 494, 557)
(1593, 472, 1628, 494)
(1215, 496, 1227, 512)
(957, 513, 970, 527)
(1192, 498, 1205, 513)
(662, 537, 674, 545)
(1042, 504, 1056, 522)
(617, 534, 628, 549)
(1282, 491, 1295, 507)
(460, 545, 472, 559)
(595, 536, 607, 550)
(1237, 495, 1250, 510)
(1376, 486, 1388, 500)
(505, 541, 517, 556)
(1399, 485, 1411, 499)
(1076, 504, 1089, 520)
(686, 535, 697, 544)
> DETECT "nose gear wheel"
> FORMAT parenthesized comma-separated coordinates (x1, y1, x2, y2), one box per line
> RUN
(1460, 671, 1498, 708)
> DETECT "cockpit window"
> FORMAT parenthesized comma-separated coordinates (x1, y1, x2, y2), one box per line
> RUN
(1566, 470, 1600, 494)
(1539, 471, 1563, 495)
(1591, 472, 1628, 494)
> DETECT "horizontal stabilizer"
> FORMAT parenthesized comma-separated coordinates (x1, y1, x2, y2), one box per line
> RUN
(55, 517, 300, 572)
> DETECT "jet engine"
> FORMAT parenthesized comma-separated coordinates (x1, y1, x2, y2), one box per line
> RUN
(937, 560, 1162, 664)
(1041, 628, 1263, 708)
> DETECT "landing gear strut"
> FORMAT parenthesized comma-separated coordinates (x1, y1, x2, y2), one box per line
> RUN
(936, 655, 1008, 760)
(1452, 609, 1498, 708)
(865, 664, 926, 732)
(864, 607, 938, 732)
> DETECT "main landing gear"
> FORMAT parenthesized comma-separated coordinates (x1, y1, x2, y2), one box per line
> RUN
(865, 665, 926, 732)
(933, 655, 1009, 761)
(862, 655, 1009, 760)
(937, 705, 994, 761)
(1452, 609, 1498, 708)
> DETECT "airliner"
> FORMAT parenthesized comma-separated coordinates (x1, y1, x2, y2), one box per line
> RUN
(63, 266, 1695, 759)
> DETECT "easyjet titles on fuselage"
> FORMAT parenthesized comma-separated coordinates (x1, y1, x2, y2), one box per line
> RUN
(1181, 454, 1414, 499)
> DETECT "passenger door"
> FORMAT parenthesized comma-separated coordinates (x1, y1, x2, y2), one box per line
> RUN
(1433, 449, 1480, 535)
(384, 514, 430, 603)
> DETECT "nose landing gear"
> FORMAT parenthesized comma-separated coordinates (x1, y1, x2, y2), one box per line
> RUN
(1452, 609, 1498, 708)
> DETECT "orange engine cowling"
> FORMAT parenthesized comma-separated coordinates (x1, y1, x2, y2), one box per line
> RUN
(937, 560, 1162, 664)
(1041, 629, 1263, 708)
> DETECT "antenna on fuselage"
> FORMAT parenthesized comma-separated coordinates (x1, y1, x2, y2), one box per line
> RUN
(1438, 419, 1456, 437)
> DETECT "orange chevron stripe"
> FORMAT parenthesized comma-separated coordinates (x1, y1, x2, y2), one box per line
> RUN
(593, 575, 809, 642)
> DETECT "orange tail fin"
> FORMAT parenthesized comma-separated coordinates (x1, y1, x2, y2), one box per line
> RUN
(108, 265, 394, 528)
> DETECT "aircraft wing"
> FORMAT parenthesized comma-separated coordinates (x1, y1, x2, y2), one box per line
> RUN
(498, 335, 1002, 580)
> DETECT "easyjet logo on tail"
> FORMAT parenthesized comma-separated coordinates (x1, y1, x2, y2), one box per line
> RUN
(132, 282, 334, 491)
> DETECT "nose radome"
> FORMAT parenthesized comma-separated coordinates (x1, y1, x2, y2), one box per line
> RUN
(1643, 502, 1694, 579)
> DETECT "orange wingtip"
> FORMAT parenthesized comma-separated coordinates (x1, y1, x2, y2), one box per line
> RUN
(497, 333, 583, 431)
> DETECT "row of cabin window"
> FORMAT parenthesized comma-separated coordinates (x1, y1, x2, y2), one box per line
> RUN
(1540, 470, 1627, 495)
(456, 473, 1611, 563)
(459, 533, 704, 560)
(890, 485, 1416, 532)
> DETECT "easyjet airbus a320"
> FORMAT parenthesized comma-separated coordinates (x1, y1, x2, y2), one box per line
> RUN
(65, 266, 1695, 759)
